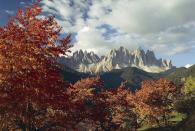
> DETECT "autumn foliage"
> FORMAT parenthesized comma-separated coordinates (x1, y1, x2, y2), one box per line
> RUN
(134, 78, 177, 125)
(0, 3, 182, 131)
(0, 3, 71, 130)
(65, 77, 177, 130)
(66, 77, 137, 130)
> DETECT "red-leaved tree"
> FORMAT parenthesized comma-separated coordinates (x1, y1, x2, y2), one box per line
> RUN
(67, 78, 138, 130)
(0, 3, 71, 130)
(134, 78, 176, 126)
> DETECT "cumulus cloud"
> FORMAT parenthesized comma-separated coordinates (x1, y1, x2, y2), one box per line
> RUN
(86, 0, 195, 34)
(146, 22, 195, 55)
(72, 26, 149, 55)
(40, 0, 91, 32)
(40, 0, 195, 57)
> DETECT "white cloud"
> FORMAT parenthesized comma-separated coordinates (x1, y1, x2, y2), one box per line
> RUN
(80, 26, 90, 32)
(40, 0, 195, 57)
(71, 27, 148, 56)
(5, 10, 14, 15)
(185, 64, 194, 68)
(146, 22, 195, 55)
(71, 26, 110, 55)
(87, 0, 195, 34)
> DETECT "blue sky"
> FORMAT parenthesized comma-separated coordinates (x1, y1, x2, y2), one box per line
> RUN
(0, 0, 195, 67)
(0, 0, 38, 25)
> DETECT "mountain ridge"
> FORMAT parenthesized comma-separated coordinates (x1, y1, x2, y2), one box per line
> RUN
(60, 47, 173, 74)
(59, 63, 195, 90)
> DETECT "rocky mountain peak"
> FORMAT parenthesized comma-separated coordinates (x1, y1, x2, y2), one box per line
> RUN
(60, 46, 173, 74)
(146, 50, 156, 59)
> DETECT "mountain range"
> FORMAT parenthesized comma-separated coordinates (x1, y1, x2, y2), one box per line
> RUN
(60, 63, 195, 90)
(59, 47, 173, 74)
(58, 46, 194, 90)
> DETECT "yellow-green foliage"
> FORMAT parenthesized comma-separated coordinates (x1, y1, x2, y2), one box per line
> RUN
(183, 76, 195, 95)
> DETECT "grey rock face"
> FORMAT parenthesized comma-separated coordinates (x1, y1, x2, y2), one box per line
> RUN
(59, 47, 173, 73)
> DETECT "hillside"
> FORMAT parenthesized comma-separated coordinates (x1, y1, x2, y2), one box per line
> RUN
(166, 65, 195, 84)
(59, 64, 89, 84)
(100, 67, 159, 90)
(60, 65, 195, 89)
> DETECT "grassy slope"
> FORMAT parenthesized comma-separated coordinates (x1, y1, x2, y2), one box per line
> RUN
(176, 111, 195, 131)
(166, 65, 195, 83)
(138, 112, 186, 131)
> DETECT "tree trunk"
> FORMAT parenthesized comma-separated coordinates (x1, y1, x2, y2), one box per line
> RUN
(163, 114, 168, 126)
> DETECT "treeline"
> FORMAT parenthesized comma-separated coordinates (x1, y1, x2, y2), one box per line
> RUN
(0, 3, 195, 131)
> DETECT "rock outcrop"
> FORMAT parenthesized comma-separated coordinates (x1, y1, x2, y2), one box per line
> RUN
(59, 47, 173, 74)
